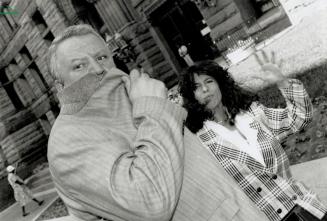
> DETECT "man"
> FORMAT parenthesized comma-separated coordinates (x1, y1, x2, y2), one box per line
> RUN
(48, 25, 268, 221)
(47, 24, 186, 221)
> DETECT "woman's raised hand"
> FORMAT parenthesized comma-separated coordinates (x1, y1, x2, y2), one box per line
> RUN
(254, 50, 287, 85)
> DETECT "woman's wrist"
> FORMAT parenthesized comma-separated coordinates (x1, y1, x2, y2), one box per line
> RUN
(276, 77, 289, 88)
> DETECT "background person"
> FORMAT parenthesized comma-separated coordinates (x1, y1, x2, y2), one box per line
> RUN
(178, 43, 194, 66)
(178, 55, 327, 221)
(7, 165, 44, 217)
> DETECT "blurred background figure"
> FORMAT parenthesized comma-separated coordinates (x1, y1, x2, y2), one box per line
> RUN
(7, 165, 44, 217)
(178, 43, 194, 66)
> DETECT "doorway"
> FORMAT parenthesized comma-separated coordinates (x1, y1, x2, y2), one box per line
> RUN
(72, 0, 105, 33)
(150, 0, 214, 68)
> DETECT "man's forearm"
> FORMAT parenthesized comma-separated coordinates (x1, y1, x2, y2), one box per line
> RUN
(109, 96, 187, 220)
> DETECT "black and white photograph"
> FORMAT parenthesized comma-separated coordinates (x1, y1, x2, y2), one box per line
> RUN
(0, 0, 327, 220)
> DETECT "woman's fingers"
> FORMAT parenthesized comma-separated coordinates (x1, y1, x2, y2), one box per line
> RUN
(278, 58, 284, 69)
(271, 51, 276, 64)
(255, 50, 279, 65)
(254, 53, 264, 66)
(261, 50, 270, 63)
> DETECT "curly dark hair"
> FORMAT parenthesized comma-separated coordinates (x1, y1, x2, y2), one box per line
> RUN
(179, 60, 258, 133)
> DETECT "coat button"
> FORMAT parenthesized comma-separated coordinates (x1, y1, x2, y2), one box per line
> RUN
(277, 208, 282, 214)
(292, 195, 298, 201)
(272, 174, 278, 180)
(182, 120, 186, 135)
(257, 187, 262, 193)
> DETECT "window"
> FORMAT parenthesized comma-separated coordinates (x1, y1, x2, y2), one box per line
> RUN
(19, 46, 33, 65)
(2, 82, 24, 110)
(2, 6, 17, 31)
(0, 68, 9, 84)
(44, 31, 55, 47)
(29, 62, 49, 89)
(0, 67, 24, 110)
(6, 60, 21, 80)
(39, 115, 52, 135)
(32, 10, 48, 33)
(13, 76, 36, 106)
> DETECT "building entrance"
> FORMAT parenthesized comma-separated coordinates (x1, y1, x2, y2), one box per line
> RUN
(150, 0, 215, 68)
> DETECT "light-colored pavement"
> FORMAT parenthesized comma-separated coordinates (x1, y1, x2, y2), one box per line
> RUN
(291, 157, 327, 205)
(0, 190, 58, 221)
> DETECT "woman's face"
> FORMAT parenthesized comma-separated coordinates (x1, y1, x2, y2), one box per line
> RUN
(193, 74, 222, 111)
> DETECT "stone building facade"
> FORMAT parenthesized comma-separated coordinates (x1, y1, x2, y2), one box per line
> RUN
(0, 0, 290, 177)
(0, 0, 64, 178)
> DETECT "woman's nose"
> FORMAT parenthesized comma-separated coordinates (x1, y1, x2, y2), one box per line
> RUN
(202, 85, 208, 92)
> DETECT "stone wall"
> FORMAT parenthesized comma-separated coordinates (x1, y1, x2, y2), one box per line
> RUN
(0, 0, 63, 177)
(0, 87, 16, 119)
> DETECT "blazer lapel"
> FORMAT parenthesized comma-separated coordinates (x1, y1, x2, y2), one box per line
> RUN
(198, 119, 277, 173)
(248, 118, 278, 173)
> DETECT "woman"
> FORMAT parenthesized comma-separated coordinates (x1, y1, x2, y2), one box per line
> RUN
(7, 165, 44, 217)
(178, 55, 327, 221)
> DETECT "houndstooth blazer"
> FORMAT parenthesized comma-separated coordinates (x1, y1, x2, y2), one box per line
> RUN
(197, 79, 327, 221)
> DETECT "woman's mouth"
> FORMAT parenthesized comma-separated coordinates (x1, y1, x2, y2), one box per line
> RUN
(203, 95, 213, 104)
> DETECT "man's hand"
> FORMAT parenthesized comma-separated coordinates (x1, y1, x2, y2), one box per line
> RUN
(254, 50, 287, 86)
(122, 69, 168, 102)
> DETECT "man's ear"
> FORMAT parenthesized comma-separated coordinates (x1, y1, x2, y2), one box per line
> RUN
(54, 80, 64, 92)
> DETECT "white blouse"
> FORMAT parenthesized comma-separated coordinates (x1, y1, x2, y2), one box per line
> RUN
(205, 112, 266, 166)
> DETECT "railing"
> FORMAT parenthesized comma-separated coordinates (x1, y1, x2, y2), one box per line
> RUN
(213, 7, 290, 65)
